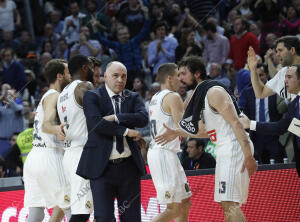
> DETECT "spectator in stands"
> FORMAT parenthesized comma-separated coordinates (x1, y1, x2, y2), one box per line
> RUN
(175, 28, 202, 63)
(186, 0, 215, 24)
(203, 22, 230, 66)
(249, 22, 261, 41)
(206, 16, 225, 35)
(70, 26, 102, 58)
(168, 3, 185, 37)
(82, 0, 110, 39)
(15, 31, 37, 59)
(0, 30, 19, 51)
(149, 3, 167, 39)
(0, 84, 24, 157)
(118, 0, 146, 37)
(39, 23, 60, 52)
(96, 5, 150, 89)
(148, 21, 178, 78)
(4, 132, 22, 176)
(182, 138, 216, 170)
(281, 5, 300, 35)
(233, 0, 253, 20)
(62, 1, 86, 45)
(264, 47, 282, 78)
(2, 48, 27, 93)
(132, 76, 148, 102)
(228, 17, 260, 70)
(41, 40, 55, 57)
(0, 0, 20, 31)
(242, 63, 287, 164)
(0, 156, 18, 177)
(50, 10, 64, 36)
(222, 9, 239, 39)
(55, 38, 69, 60)
(209, 63, 231, 89)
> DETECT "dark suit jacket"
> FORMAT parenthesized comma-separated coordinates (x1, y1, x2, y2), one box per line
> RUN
(76, 87, 149, 180)
(243, 86, 283, 144)
(255, 97, 300, 176)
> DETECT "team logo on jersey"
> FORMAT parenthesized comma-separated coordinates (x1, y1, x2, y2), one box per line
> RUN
(185, 183, 191, 192)
(64, 195, 70, 202)
(180, 116, 196, 133)
(85, 200, 92, 209)
(150, 110, 153, 116)
(207, 129, 217, 142)
(165, 191, 171, 199)
(62, 106, 66, 113)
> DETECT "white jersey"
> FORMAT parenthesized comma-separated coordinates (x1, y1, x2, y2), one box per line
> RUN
(57, 80, 88, 148)
(202, 86, 245, 147)
(32, 89, 63, 148)
(149, 89, 180, 152)
(266, 67, 297, 100)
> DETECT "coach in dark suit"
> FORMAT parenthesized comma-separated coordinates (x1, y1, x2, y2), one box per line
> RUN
(241, 65, 300, 177)
(76, 61, 148, 221)
(243, 65, 287, 163)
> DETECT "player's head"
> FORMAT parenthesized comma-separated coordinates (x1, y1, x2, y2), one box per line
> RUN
(44, 59, 71, 90)
(68, 55, 94, 82)
(275, 36, 300, 67)
(187, 138, 206, 160)
(156, 63, 180, 91)
(104, 61, 127, 94)
(285, 64, 300, 94)
(178, 56, 206, 90)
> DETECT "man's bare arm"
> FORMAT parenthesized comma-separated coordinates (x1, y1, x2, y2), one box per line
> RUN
(74, 81, 94, 106)
(42, 93, 65, 141)
(207, 87, 257, 176)
(248, 46, 275, 98)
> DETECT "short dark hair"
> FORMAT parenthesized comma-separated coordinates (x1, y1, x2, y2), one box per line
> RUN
(68, 55, 90, 75)
(235, 16, 249, 30)
(154, 21, 169, 32)
(44, 59, 67, 84)
(257, 63, 268, 74)
(204, 22, 217, 33)
(178, 56, 207, 80)
(157, 63, 178, 84)
(291, 64, 300, 79)
(89, 56, 102, 67)
(188, 138, 206, 149)
(275, 35, 300, 55)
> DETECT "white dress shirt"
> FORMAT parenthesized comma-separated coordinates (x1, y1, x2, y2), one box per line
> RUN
(105, 84, 132, 160)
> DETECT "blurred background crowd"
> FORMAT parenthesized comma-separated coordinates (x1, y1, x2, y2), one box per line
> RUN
(1, 0, 299, 177)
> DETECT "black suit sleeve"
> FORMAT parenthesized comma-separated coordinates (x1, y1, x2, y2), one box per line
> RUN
(116, 93, 149, 129)
(256, 101, 296, 135)
(83, 90, 127, 137)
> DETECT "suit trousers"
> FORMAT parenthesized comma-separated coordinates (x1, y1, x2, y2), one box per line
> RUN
(90, 156, 141, 222)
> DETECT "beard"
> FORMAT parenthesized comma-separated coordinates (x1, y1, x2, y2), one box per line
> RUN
(185, 78, 198, 91)
(87, 69, 94, 83)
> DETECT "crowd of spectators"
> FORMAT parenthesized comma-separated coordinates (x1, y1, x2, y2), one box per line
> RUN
(1, 0, 300, 177)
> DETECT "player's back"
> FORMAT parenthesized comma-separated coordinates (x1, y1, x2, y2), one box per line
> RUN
(32, 89, 63, 149)
(149, 89, 180, 152)
(57, 80, 88, 148)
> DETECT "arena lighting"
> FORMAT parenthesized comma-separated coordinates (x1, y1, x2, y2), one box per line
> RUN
(0, 164, 299, 222)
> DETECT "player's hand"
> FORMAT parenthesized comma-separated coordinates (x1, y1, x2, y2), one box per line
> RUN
(241, 155, 257, 177)
(103, 115, 115, 122)
(56, 123, 66, 141)
(247, 46, 258, 71)
(239, 113, 250, 129)
(155, 123, 178, 146)
(127, 129, 142, 141)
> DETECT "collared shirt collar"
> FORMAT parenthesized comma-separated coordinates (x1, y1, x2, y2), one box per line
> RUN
(105, 84, 122, 99)
(236, 30, 247, 39)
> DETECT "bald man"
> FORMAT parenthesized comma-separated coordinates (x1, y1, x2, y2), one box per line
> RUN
(77, 61, 149, 222)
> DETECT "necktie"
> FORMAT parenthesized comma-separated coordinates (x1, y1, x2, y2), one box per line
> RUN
(259, 99, 265, 122)
(113, 95, 124, 154)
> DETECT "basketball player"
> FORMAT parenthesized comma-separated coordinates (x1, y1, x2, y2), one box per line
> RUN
(155, 59, 257, 221)
(23, 59, 72, 222)
(148, 63, 191, 222)
(57, 55, 95, 222)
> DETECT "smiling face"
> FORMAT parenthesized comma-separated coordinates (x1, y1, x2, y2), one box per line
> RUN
(104, 62, 127, 94)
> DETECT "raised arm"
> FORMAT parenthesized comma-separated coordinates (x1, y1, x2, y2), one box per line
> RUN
(42, 93, 65, 141)
(248, 46, 275, 98)
(207, 87, 257, 176)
